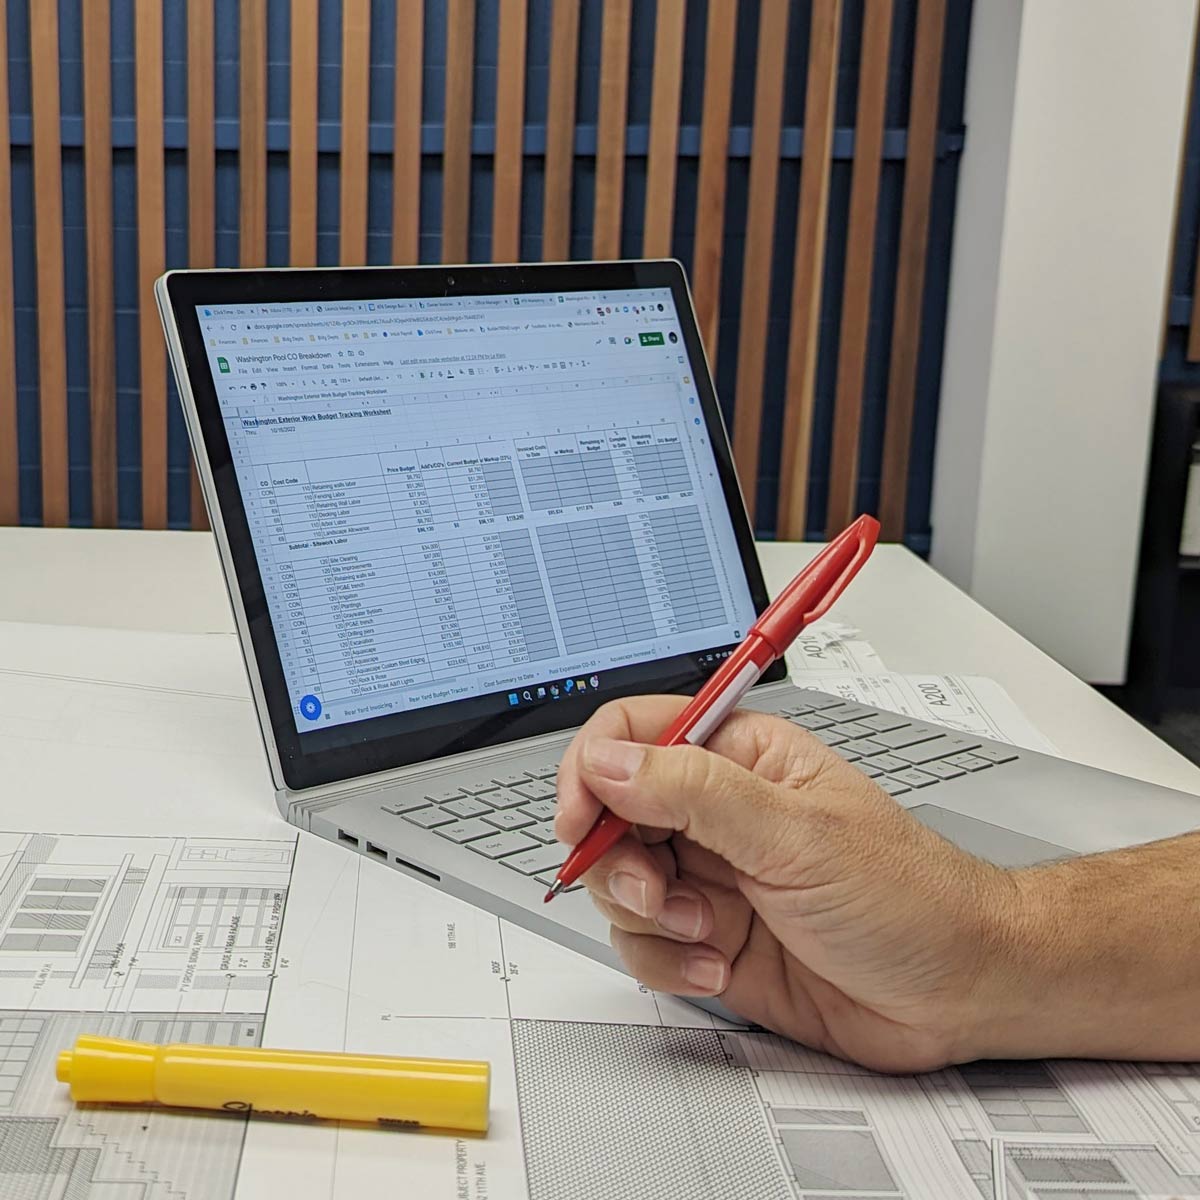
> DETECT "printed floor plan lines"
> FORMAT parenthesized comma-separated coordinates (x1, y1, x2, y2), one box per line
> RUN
(0, 832, 295, 1013)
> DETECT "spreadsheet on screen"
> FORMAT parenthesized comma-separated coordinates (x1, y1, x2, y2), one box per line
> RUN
(197, 288, 757, 732)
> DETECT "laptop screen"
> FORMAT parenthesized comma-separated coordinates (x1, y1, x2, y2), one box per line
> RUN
(163, 261, 781, 789)
(196, 287, 758, 736)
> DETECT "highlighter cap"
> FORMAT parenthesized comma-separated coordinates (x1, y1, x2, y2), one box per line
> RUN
(57, 1035, 157, 1104)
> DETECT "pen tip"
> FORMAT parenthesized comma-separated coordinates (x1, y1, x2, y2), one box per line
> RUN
(543, 880, 565, 903)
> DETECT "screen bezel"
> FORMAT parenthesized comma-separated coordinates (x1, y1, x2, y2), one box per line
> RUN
(163, 261, 785, 790)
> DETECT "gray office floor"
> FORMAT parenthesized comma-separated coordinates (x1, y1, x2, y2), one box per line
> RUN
(1131, 687, 1200, 765)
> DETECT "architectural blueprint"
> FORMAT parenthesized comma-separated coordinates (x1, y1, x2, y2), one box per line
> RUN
(238, 832, 1200, 1200)
(0, 831, 295, 1199)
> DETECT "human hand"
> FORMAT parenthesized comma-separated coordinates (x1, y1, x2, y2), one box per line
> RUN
(555, 695, 1021, 1072)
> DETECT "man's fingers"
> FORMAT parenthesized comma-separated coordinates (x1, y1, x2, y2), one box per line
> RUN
(610, 927, 731, 996)
(573, 734, 825, 880)
(590, 877, 715, 943)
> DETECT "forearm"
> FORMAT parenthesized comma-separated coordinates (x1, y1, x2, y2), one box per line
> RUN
(969, 830, 1200, 1061)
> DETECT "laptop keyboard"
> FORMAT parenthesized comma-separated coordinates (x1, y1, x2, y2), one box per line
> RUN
(377, 693, 1020, 889)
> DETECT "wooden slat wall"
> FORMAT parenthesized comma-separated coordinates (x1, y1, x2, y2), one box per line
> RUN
(777, 0, 843, 540)
(30, 0, 68, 526)
(135, 0, 167, 529)
(84, 0, 117, 528)
(825, 0, 894, 535)
(691, 0, 737, 359)
(541, 0, 579, 261)
(731, 0, 790, 519)
(0, 0, 16, 526)
(4, 1, 960, 544)
(443, 0, 476, 263)
(186, 0, 213, 529)
(290, 0, 320, 266)
(593, 0, 631, 260)
(492, 0, 528, 262)
(879, 0, 947, 538)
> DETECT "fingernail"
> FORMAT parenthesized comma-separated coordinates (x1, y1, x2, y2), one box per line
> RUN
(608, 871, 649, 917)
(684, 955, 728, 994)
(657, 896, 703, 940)
(584, 738, 645, 782)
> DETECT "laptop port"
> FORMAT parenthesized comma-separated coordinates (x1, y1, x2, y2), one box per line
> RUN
(392, 855, 441, 883)
(364, 841, 386, 859)
(337, 829, 359, 848)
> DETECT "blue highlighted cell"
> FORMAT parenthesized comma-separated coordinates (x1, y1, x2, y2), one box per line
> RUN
(299, 694, 323, 721)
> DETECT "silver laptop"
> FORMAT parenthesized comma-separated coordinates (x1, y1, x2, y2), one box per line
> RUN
(156, 260, 1199, 1012)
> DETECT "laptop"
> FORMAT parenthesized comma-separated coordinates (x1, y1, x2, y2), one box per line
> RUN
(157, 260, 1200, 1015)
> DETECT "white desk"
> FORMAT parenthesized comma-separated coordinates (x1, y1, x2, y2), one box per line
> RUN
(3, 526, 1198, 794)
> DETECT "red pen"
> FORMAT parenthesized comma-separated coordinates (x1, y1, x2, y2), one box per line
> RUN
(544, 513, 881, 902)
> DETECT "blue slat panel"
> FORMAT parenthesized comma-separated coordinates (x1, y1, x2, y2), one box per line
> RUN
(7, 0, 971, 557)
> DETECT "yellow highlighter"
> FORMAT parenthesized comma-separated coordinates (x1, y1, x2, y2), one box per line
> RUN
(56, 1034, 490, 1134)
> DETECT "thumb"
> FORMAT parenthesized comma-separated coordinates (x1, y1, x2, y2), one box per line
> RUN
(578, 736, 806, 878)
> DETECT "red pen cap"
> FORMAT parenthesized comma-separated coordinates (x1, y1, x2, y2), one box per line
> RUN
(751, 514, 880, 656)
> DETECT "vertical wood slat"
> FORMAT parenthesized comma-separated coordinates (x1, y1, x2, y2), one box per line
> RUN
(492, 0, 528, 262)
(776, 0, 842, 540)
(0, 0, 17, 524)
(392, 0, 424, 264)
(30, 0, 69, 526)
(542, 0, 580, 261)
(825, 0, 894, 535)
(593, 0, 631, 259)
(443, 0, 475, 262)
(135, 0, 166, 528)
(878, 0, 946, 539)
(240, 0, 268, 266)
(642, 0, 685, 259)
(84, 0, 117, 528)
(290, 0, 319, 265)
(691, 0, 738, 359)
(186, 0, 214, 530)
(731, 0, 791, 521)
(340, 0, 371, 265)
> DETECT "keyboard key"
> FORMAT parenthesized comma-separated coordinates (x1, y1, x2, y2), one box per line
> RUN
(845, 737, 888, 757)
(893, 735, 981, 765)
(483, 809, 536, 832)
(889, 768, 938, 789)
(779, 704, 816, 718)
(529, 820, 559, 844)
(527, 763, 561, 780)
(480, 787, 529, 810)
(799, 693, 849, 710)
(920, 760, 966, 780)
(858, 763, 885, 778)
(867, 753, 911, 773)
(812, 728, 847, 747)
(424, 786, 466, 805)
(403, 807, 456, 830)
(434, 817, 495, 844)
(380, 797, 430, 816)
(944, 752, 993, 772)
(793, 713, 833, 731)
(818, 703, 875, 723)
(971, 745, 1020, 765)
(502, 844, 571, 876)
(469, 833, 539, 859)
(443, 796, 491, 820)
(871, 726, 942, 751)
(858, 712, 909, 734)
(831, 720, 876, 740)
(524, 799, 557, 822)
(831, 744, 861, 762)
(513, 779, 556, 802)
(491, 771, 531, 789)
(462, 779, 499, 796)
(878, 777, 911, 796)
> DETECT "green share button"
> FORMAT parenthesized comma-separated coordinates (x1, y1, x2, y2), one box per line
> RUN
(638, 331, 665, 347)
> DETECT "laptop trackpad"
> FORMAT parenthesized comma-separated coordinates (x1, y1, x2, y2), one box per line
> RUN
(910, 804, 1072, 867)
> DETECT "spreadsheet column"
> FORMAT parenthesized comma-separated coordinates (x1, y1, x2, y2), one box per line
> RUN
(647, 508, 728, 631)
(381, 450, 437, 535)
(293, 454, 397, 541)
